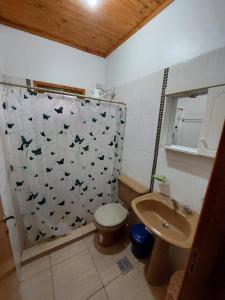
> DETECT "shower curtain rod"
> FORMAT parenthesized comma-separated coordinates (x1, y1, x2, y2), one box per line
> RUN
(0, 82, 126, 106)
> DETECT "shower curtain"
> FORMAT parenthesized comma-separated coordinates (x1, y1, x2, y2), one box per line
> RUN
(0, 86, 126, 243)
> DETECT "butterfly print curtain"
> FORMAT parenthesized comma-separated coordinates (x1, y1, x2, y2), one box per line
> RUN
(0, 87, 126, 244)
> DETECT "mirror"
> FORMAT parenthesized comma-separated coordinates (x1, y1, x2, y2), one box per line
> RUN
(165, 93, 208, 153)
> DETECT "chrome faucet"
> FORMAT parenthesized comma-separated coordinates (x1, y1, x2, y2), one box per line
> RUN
(170, 198, 179, 210)
(169, 198, 192, 215)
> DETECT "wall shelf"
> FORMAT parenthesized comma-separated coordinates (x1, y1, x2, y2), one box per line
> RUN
(165, 145, 198, 155)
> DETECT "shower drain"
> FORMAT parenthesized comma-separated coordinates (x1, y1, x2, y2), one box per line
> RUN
(117, 256, 133, 274)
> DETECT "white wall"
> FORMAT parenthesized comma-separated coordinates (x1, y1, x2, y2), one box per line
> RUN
(0, 25, 105, 90)
(117, 71, 163, 188)
(106, 0, 225, 88)
(155, 148, 213, 213)
(167, 47, 225, 94)
(118, 46, 225, 213)
(0, 50, 4, 76)
(105, 0, 225, 213)
(155, 46, 225, 213)
(0, 53, 4, 76)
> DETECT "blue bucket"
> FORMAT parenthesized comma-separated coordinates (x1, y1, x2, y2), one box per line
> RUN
(130, 224, 154, 259)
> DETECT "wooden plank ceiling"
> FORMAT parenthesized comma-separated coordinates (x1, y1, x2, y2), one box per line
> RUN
(0, 0, 173, 58)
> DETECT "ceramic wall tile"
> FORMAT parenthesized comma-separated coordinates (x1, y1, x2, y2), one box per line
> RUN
(119, 59, 213, 215)
(138, 115, 156, 153)
(155, 151, 209, 213)
(124, 113, 140, 147)
(141, 71, 163, 116)
(132, 150, 153, 188)
(161, 47, 222, 212)
(167, 47, 225, 94)
(126, 78, 143, 115)
(121, 146, 137, 179)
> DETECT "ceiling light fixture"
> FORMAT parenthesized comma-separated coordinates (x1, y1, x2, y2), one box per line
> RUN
(87, 0, 98, 7)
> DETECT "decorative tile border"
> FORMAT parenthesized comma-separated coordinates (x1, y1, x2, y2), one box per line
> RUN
(149, 68, 169, 192)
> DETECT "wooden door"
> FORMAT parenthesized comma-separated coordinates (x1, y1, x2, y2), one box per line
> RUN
(198, 85, 225, 157)
(178, 121, 225, 299)
(0, 199, 22, 300)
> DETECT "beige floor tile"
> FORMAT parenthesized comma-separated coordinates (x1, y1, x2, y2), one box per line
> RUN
(22, 227, 84, 264)
(105, 264, 155, 300)
(86, 233, 145, 285)
(20, 255, 51, 281)
(52, 249, 102, 300)
(88, 288, 108, 300)
(20, 268, 54, 300)
(50, 239, 87, 265)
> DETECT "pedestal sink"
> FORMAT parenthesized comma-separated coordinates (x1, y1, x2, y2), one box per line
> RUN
(132, 193, 199, 286)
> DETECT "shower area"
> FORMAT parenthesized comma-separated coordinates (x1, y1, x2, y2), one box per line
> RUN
(0, 81, 126, 249)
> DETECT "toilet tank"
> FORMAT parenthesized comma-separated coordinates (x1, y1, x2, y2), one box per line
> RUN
(118, 175, 149, 210)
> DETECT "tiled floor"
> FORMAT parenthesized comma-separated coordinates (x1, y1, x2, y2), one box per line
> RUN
(22, 222, 96, 264)
(20, 233, 168, 300)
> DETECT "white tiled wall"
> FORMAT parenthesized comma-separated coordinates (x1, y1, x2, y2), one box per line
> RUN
(155, 47, 225, 213)
(167, 47, 225, 95)
(116, 70, 163, 188)
(115, 47, 225, 214)
(154, 148, 213, 213)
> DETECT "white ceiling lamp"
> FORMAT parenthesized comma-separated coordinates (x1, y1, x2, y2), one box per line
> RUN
(87, 0, 98, 7)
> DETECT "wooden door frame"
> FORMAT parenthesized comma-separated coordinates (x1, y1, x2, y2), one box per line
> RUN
(33, 80, 85, 95)
(0, 199, 22, 300)
(178, 121, 225, 299)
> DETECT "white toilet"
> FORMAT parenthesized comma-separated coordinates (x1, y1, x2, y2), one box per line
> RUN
(94, 175, 148, 247)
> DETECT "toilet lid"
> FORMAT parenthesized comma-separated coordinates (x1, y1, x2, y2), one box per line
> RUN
(94, 203, 128, 228)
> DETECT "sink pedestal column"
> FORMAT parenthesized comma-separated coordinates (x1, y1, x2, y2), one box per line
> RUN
(146, 237, 170, 286)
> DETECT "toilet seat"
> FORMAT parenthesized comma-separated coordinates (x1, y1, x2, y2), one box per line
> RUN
(94, 203, 128, 228)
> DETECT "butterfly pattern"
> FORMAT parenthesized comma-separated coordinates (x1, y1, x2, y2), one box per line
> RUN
(0, 87, 126, 244)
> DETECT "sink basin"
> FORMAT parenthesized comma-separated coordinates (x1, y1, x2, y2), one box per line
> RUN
(132, 193, 199, 249)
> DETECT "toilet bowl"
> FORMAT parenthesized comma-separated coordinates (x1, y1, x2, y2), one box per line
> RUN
(94, 203, 128, 247)
(94, 175, 149, 247)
